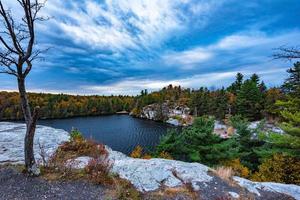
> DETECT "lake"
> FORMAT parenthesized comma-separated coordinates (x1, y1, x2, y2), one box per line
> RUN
(38, 115, 172, 155)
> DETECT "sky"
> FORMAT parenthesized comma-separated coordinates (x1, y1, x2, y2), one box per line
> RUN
(0, 0, 299, 95)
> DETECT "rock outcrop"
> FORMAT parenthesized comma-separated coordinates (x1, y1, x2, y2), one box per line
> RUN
(107, 146, 212, 192)
(0, 122, 70, 164)
(1, 123, 299, 200)
(136, 103, 193, 126)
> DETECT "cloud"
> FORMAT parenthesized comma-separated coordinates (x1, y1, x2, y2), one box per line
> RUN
(163, 48, 213, 68)
(0, 0, 299, 95)
(162, 29, 300, 69)
(80, 67, 286, 95)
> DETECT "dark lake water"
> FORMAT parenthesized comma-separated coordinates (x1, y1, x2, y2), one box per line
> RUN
(38, 115, 171, 155)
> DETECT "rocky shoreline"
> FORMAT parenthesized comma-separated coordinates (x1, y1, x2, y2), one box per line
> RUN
(0, 122, 298, 200)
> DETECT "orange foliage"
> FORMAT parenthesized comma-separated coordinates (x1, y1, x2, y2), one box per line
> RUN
(130, 145, 143, 158)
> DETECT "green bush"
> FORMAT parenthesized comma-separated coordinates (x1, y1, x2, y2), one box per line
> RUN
(70, 128, 83, 141)
(155, 117, 239, 166)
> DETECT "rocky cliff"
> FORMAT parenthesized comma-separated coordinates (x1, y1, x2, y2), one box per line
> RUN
(132, 103, 193, 126)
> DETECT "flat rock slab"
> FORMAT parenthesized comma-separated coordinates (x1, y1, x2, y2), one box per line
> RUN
(109, 150, 213, 192)
(0, 122, 70, 164)
(234, 176, 300, 200)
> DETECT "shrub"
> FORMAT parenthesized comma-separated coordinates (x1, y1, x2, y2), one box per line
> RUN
(251, 154, 300, 184)
(141, 154, 152, 159)
(130, 145, 143, 158)
(214, 166, 233, 181)
(223, 159, 250, 178)
(84, 156, 113, 185)
(155, 117, 239, 166)
(110, 178, 141, 200)
(158, 151, 173, 160)
(70, 128, 84, 141)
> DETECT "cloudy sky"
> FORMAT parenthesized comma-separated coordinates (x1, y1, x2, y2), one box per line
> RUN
(0, 0, 299, 95)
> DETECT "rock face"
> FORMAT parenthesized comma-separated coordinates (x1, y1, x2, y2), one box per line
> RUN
(138, 103, 193, 126)
(234, 176, 300, 200)
(107, 146, 212, 192)
(0, 122, 70, 164)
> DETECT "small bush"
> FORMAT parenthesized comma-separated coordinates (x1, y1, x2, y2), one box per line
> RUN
(141, 154, 152, 159)
(223, 159, 250, 178)
(85, 156, 113, 185)
(58, 138, 107, 159)
(214, 166, 233, 181)
(130, 145, 143, 158)
(70, 128, 84, 141)
(251, 153, 300, 184)
(158, 151, 173, 160)
(44, 135, 109, 180)
(109, 178, 141, 200)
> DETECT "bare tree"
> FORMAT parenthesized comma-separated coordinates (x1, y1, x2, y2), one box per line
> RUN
(273, 46, 300, 60)
(0, 0, 47, 175)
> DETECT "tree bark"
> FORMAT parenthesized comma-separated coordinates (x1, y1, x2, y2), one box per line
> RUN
(17, 77, 39, 175)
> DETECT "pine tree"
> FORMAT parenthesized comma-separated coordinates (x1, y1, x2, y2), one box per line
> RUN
(228, 73, 244, 95)
(282, 62, 300, 97)
(236, 77, 264, 121)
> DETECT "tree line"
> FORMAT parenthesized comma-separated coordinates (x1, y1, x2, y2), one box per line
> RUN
(133, 63, 300, 122)
(1, 62, 299, 122)
(0, 92, 135, 120)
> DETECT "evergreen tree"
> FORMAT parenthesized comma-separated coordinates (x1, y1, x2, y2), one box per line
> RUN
(228, 73, 244, 95)
(155, 117, 239, 166)
(282, 62, 300, 97)
(236, 78, 264, 120)
(250, 73, 260, 85)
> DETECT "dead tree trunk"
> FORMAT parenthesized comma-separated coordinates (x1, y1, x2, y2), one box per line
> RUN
(0, 0, 47, 176)
(17, 77, 39, 175)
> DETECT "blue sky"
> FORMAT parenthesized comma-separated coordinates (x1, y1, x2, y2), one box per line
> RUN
(0, 0, 299, 95)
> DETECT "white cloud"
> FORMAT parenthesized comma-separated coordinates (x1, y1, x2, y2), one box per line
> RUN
(79, 67, 287, 95)
(163, 48, 213, 68)
(162, 29, 300, 69)
(37, 0, 222, 54)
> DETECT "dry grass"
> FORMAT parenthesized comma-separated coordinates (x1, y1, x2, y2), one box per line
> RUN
(213, 166, 233, 181)
(105, 178, 141, 200)
(145, 184, 198, 200)
(40, 136, 111, 184)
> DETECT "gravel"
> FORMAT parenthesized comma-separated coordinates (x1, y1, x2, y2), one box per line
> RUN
(0, 168, 107, 200)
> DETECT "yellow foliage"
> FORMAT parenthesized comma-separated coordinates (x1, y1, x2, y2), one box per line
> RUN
(223, 159, 250, 178)
(251, 154, 300, 184)
(130, 146, 143, 158)
(142, 154, 152, 159)
(159, 151, 173, 160)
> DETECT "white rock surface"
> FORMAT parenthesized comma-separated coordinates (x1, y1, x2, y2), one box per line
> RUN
(66, 156, 92, 169)
(234, 176, 300, 200)
(107, 146, 213, 192)
(228, 191, 240, 199)
(166, 118, 180, 126)
(0, 122, 70, 164)
(214, 121, 227, 130)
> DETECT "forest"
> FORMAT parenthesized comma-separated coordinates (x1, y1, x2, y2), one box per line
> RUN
(0, 93, 135, 120)
(132, 61, 300, 184)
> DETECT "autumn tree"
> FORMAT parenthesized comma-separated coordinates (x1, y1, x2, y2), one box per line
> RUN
(0, 0, 47, 175)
